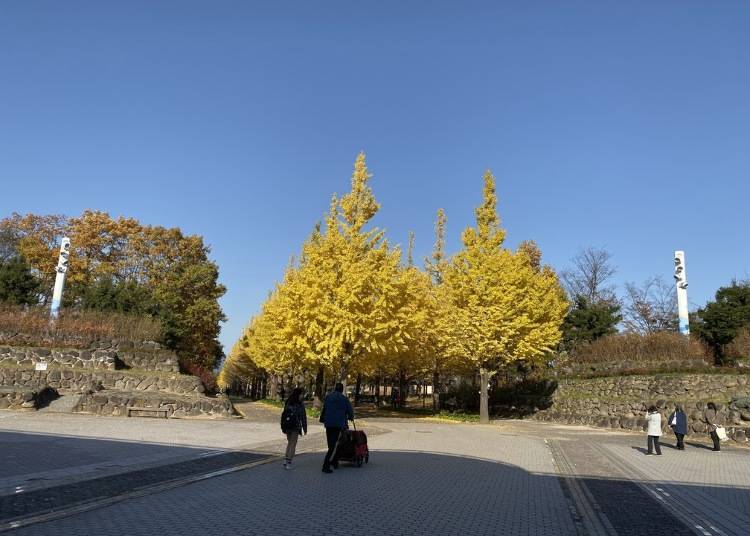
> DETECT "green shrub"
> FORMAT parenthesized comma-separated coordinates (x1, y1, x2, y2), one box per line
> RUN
(440, 382, 479, 412)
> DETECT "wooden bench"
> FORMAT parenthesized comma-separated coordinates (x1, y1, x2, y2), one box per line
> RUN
(126, 406, 169, 418)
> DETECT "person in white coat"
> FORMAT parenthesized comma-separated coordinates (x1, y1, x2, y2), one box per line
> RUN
(646, 405, 662, 455)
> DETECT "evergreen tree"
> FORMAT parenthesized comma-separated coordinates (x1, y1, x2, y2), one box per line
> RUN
(561, 295, 621, 349)
(692, 281, 750, 360)
(78, 277, 155, 314)
(0, 256, 41, 305)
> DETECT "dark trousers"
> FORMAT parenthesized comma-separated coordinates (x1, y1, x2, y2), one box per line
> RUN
(674, 432, 685, 450)
(323, 427, 342, 469)
(647, 435, 662, 455)
(710, 430, 721, 451)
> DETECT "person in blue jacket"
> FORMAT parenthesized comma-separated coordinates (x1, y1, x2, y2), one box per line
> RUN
(668, 404, 688, 450)
(319, 382, 354, 473)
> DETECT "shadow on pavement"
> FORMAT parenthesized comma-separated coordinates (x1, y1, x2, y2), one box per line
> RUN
(2, 430, 750, 536)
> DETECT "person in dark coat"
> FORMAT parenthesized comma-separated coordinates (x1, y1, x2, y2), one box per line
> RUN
(281, 388, 307, 469)
(319, 382, 354, 473)
(668, 404, 688, 450)
(702, 402, 721, 452)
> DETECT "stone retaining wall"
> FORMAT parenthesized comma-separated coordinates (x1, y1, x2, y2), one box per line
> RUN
(74, 391, 234, 419)
(533, 373, 750, 442)
(0, 346, 116, 370)
(0, 387, 37, 410)
(0, 341, 179, 372)
(0, 386, 58, 410)
(0, 367, 205, 396)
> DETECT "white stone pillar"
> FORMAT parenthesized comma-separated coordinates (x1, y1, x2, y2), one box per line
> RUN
(50, 237, 71, 319)
(673, 250, 689, 335)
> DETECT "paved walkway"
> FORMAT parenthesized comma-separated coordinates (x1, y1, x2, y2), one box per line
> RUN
(0, 404, 324, 495)
(1, 409, 749, 535)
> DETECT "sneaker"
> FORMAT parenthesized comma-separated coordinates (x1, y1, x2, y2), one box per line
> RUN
(285, 463, 292, 470)
(646, 453, 653, 456)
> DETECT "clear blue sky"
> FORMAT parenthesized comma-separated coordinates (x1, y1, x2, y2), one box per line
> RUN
(1, 2, 749, 352)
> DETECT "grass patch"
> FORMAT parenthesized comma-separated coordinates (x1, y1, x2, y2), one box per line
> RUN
(259, 398, 478, 423)
(258, 397, 321, 419)
(428, 410, 480, 423)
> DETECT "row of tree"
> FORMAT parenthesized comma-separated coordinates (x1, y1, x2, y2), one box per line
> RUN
(219, 153, 569, 422)
(0, 212, 226, 369)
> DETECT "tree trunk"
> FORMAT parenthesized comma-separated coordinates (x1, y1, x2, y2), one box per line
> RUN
(479, 367, 489, 424)
(339, 346, 352, 389)
(432, 369, 440, 414)
(268, 375, 278, 400)
(398, 370, 406, 409)
(338, 354, 349, 388)
(354, 373, 362, 407)
(313, 366, 324, 409)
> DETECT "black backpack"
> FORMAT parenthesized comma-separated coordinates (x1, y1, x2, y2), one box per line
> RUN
(280, 404, 299, 433)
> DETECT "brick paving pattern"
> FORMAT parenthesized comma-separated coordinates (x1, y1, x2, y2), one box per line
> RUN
(5, 419, 577, 536)
(3, 411, 750, 535)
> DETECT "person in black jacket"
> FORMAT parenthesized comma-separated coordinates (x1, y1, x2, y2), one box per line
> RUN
(281, 388, 307, 469)
(668, 404, 688, 450)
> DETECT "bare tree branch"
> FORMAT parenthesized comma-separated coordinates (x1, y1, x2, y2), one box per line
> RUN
(561, 247, 618, 304)
(622, 276, 678, 334)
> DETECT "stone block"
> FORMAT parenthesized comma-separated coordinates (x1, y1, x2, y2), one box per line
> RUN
(91, 394, 109, 405)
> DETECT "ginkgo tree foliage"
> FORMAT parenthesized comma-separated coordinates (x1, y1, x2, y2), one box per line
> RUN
(443, 171, 568, 422)
(219, 157, 568, 421)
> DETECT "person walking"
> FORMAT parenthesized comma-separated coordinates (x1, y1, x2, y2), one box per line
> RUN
(319, 382, 354, 473)
(280, 388, 307, 469)
(390, 388, 399, 410)
(668, 404, 688, 450)
(703, 402, 721, 452)
(646, 405, 662, 455)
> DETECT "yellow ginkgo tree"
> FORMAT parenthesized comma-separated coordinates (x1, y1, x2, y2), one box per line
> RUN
(225, 153, 416, 390)
(444, 171, 568, 423)
(294, 153, 412, 383)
